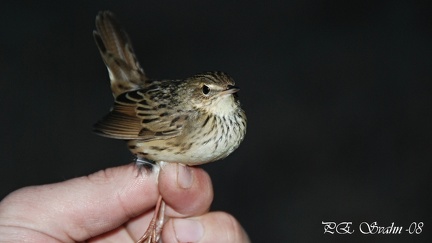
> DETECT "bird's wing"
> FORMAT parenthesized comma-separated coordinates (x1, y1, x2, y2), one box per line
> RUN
(94, 89, 188, 141)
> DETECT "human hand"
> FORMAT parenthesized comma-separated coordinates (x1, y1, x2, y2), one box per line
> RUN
(0, 163, 250, 243)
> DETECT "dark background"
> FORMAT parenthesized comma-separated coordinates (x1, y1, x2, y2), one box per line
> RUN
(1, 1, 431, 242)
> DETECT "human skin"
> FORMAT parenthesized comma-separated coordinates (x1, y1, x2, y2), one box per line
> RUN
(0, 163, 250, 243)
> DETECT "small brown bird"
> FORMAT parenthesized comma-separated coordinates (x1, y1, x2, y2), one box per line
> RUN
(93, 11, 246, 243)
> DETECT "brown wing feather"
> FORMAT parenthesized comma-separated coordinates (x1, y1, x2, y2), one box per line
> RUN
(93, 105, 142, 139)
(94, 90, 186, 141)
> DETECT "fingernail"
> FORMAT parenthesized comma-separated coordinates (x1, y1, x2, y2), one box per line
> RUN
(173, 218, 204, 243)
(177, 164, 193, 189)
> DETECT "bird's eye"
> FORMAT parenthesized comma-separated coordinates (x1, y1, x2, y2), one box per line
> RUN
(202, 85, 210, 95)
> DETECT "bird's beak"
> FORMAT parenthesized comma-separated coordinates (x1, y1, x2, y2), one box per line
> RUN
(220, 85, 240, 95)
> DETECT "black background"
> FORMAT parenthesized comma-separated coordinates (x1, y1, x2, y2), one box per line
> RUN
(1, 1, 432, 242)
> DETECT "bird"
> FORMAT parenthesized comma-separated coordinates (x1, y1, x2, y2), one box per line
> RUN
(93, 11, 246, 243)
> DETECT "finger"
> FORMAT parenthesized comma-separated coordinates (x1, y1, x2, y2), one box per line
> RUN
(158, 163, 214, 217)
(0, 164, 160, 242)
(161, 211, 251, 243)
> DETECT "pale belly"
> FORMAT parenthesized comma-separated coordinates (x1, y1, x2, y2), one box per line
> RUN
(129, 114, 246, 165)
(130, 131, 243, 165)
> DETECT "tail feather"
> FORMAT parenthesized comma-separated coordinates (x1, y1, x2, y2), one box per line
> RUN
(94, 11, 148, 97)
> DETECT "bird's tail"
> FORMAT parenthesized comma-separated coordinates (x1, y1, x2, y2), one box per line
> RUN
(94, 11, 148, 97)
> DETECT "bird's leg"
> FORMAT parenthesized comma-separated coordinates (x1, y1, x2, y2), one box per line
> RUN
(135, 156, 156, 173)
(136, 194, 166, 243)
